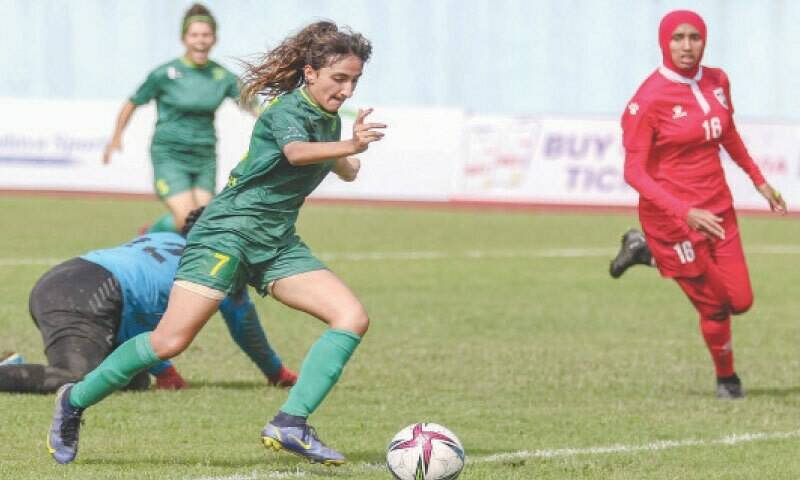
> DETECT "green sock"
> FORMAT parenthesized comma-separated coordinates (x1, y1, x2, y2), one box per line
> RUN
(69, 333, 161, 409)
(147, 213, 177, 233)
(280, 329, 361, 418)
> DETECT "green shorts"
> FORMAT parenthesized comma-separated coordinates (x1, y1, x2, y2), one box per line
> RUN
(151, 143, 216, 199)
(175, 235, 327, 296)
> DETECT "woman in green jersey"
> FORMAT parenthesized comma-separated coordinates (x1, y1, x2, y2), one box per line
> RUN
(102, 4, 241, 232)
(48, 21, 385, 466)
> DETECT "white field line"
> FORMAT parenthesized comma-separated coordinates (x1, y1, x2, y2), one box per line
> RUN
(2, 244, 799, 268)
(475, 430, 800, 463)
(191, 429, 800, 480)
(0, 257, 63, 266)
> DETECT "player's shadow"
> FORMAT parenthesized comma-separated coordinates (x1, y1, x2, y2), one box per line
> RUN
(82, 453, 380, 477)
(188, 379, 267, 390)
(743, 386, 800, 398)
(81, 457, 269, 468)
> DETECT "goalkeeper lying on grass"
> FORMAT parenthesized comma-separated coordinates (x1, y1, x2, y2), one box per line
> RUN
(0, 208, 296, 393)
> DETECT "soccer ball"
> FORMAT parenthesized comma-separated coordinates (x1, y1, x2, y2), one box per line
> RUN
(386, 422, 465, 480)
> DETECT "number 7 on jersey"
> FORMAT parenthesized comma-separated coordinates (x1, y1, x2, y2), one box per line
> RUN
(209, 253, 230, 277)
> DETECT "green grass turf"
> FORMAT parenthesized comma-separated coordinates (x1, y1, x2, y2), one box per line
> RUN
(0, 196, 798, 479)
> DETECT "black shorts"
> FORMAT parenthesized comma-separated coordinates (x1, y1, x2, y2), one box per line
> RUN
(22, 258, 150, 391)
(29, 257, 122, 354)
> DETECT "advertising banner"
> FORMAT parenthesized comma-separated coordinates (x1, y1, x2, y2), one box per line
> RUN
(457, 116, 634, 205)
(721, 122, 800, 210)
(456, 115, 800, 211)
(312, 107, 464, 201)
(0, 97, 797, 212)
(0, 98, 253, 194)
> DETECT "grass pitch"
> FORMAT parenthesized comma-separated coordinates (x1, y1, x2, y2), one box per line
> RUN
(0, 196, 799, 479)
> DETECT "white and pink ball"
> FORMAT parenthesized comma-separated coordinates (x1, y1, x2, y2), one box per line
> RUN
(386, 422, 465, 480)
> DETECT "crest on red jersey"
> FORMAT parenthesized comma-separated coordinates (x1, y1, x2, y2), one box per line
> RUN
(627, 102, 639, 115)
(672, 105, 687, 119)
(713, 88, 729, 110)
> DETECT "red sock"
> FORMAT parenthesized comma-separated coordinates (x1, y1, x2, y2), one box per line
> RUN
(699, 316, 734, 378)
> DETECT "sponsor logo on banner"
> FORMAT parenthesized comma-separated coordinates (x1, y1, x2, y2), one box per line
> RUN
(461, 118, 541, 192)
(0, 133, 104, 167)
(540, 122, 629, 197)
(0, 97, 797, 211)
(459, 116, 635, 204)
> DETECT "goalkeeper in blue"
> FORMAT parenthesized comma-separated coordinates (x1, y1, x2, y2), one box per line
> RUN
(1, 209, 296, 396)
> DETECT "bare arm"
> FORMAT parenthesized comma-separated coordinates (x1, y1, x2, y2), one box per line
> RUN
(103, 101, 138, 164)
(282, 108, 386, 166)
(283, 140, 361, 166)
(332, 156, 361, 182)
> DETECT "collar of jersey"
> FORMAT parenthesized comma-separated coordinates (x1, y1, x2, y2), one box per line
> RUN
(299, 87, 337, 119)
(658, 64, 703, 84)
(180, 56, 209, 69)
(658, 64, 710, 114)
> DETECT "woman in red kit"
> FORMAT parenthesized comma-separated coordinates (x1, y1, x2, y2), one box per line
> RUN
(620, 10, 787, 398)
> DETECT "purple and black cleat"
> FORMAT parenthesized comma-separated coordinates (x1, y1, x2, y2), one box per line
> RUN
(261, 422, 345, 465)
(47, 383, 84, 464)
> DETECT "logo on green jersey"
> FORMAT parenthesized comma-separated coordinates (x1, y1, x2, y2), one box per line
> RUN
(212, 67, 225, 81)
(167, 66, 183, 80)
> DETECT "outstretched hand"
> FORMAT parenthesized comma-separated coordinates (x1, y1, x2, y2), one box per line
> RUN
(102, 139, 122, 165)
(351, 108, 386, 153)
(756, 183, 787, 215)
(686, 208, 725, 240)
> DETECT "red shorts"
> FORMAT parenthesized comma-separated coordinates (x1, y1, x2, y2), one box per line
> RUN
(642, 208, 754, 318)
(641, 209, 738, 278)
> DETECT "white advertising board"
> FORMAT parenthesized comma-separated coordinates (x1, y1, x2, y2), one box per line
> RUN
(0, 98, 253, 194)
(312, 107, 464, 201)
(0, 97, 797, 212)
(456, 116, 634, 205)
(456, 115, 800, 211)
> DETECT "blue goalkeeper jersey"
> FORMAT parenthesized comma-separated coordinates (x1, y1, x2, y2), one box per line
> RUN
(81, 233, 281, 377)
(82, 233, 185, 344)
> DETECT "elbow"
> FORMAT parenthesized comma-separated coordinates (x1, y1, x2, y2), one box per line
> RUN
(282, 144, 304, 166)
(622, 157, 645, 191)
(285, 155, 303, 166)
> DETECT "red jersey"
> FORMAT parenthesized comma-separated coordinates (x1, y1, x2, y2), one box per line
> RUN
(621, 66, 765, 242)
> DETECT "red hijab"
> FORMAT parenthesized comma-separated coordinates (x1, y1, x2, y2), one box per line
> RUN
(659, 10, 706, 78)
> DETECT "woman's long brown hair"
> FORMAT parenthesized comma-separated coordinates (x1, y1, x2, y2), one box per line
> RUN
(240, 21, 372, 105)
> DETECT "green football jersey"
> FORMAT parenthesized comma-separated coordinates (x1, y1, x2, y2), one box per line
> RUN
(191, 88, 342, 260)
(130, 57, 239, 147)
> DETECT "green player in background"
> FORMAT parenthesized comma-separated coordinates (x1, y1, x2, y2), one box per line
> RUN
(103, 3, 245, 233)
(48, 21, 386, 466)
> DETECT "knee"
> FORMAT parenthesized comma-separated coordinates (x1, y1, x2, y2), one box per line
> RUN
(730, 294, 754, 315)
(150, 332, 191, 359)
(695, 301, 729, 321)
(331, 304, 370, 337)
